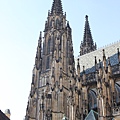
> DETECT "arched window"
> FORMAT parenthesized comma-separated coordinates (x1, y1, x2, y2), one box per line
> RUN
(41, 77, 44, 86)
(46, 56, 50, 69)
(43, 42, 45, 55)
(50, 20, 52, 27)
(39, 79, 42, 87)
(115, 83, 120, 104)
(47, 38, 51, 54)
(56, 18, 59, 28)
(88, 89, 97, 111)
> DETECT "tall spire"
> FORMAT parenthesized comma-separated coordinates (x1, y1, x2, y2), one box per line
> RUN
(83, 15, 93, 43)
(80, 15, 97, 56)
(51, 0, 63, 15)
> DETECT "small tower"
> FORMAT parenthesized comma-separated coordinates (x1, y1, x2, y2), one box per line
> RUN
(80, 15, 97, 56)
(5, 109, 11, 119)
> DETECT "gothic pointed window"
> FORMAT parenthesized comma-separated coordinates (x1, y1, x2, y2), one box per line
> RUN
(88, 90, 97, 112)
(46, 56, 50, 69)
(43, 42, 45, 55)
(50, 20, 52, 27)
(39, 79, 42, 87)
(115, 83, 120, 104)
(47, 38, 51, 54)
(56, 18, 59, 28)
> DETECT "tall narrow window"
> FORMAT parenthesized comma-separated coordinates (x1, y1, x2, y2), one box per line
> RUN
(88, 90, 97, 112)
(43, 42, 45, 55)
(47, 38, 51, 54)
(115, 83, 120, 104)
(46, 56, 50, 69)
(56, 18, 59, 28)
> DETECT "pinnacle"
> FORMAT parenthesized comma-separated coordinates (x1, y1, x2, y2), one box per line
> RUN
(51, 0, 63, 15)
(83, 15, 93, 43)
(80, 15, 96, 56)
(85, 15, 88, 21)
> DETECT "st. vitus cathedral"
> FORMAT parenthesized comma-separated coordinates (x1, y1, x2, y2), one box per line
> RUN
(25, 0, 120, 120)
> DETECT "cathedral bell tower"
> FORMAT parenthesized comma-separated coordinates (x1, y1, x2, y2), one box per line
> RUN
(25, 0, 76, 120)
(42, 0, 74, 73)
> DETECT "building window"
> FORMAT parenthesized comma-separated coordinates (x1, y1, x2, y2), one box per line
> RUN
(56, 18, 59, 28)
(88, 90, 97, 111)
(47, 38, 51, 54)
(115, 83, 120, 104)
(39, 79, 41, 87)
(43, 42, 45, 55)
(46, 56, 50, 69)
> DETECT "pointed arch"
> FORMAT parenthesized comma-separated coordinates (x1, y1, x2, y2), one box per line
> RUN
(55, 17, 60, 28)
(115, 83, 120, 104)
(88, 89, 97, 111)
(46, 56, 50, 69)
(50, 18, 53, 27)
(47, 37, 51, 54)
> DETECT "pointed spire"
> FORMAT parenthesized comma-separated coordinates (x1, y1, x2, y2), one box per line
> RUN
(80, 15, 97, 56)
(35, 31, 42, 70)
(95, 56, 97, 65)
(108, 57, 112, 75)
(95, 56, 98, 71)
(51, 0, 63, 15)
(103, 49, 107, 72)
(118, 48, 120, 63)
(98, 59, 102, 78)
(103, 49, 106, 59)
(99, 59, 102, 69)
(83, 66, 85, 74)
(77, 58, 80, 73)
(83, 15, 93, 43)
(38, 31, 42, 48)
(82, 66, 86, 83)
(77, 58, 80, 80)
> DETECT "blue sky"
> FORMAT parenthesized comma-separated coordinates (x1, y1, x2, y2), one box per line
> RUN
(0, 0, 120, 120)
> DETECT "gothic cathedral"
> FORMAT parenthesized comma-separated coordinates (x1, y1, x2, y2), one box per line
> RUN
(25, 0, 120, 120)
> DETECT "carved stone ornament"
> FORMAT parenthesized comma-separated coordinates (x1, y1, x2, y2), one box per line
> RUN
(32, 97, 37, 107)
(46, 109, 52, 119)
(98, 88, 102, 97)
(76, 105, 81, 119)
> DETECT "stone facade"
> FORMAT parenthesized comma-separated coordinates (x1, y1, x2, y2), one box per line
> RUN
(25, 0, 120, 120)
